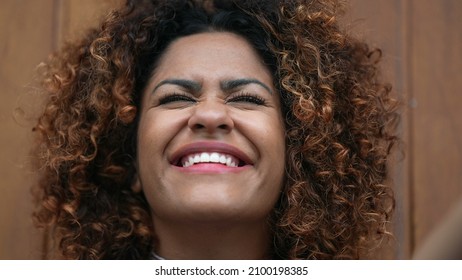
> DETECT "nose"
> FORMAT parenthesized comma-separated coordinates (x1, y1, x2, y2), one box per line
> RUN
(188, 98, 234, 134)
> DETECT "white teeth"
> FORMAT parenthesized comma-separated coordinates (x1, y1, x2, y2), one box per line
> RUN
(180, 152, 240, 168)
(200, 153, 210, 162)
(210, 152, 220, 163)
(183, 161, 191, 168)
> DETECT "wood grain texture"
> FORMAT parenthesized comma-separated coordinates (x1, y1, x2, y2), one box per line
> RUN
(57, 0, 123, 47)
(410, 0, 462, 253)
(0, 0, 55, 259)
(0, 0, 123, 260)
(347, 0, 462, 259)
(345, 0, 412, 259)
(1, 0, 460, 260)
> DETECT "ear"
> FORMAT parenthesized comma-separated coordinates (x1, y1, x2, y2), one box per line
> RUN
(131, 173, 142, 193)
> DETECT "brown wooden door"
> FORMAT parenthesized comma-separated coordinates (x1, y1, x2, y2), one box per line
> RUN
(348, 0, 462, 259)
(0, 0, 121, 260)
(1, 0, 460, 259)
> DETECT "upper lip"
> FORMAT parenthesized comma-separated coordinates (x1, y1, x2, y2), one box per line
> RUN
(169, 141, 253, 166)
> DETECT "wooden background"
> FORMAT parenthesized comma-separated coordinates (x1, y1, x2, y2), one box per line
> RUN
(1, 0, 460, 259)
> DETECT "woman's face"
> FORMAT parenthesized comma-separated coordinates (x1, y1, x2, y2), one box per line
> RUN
(136, 32, 285, 224)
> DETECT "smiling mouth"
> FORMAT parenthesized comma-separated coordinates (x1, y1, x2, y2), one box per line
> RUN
(177, 152, 246, 168)
(170, 141, 253, 171)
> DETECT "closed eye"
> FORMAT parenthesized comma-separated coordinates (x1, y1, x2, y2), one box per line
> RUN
(158, 93, 196, 105)
(226, 92, 266, 106)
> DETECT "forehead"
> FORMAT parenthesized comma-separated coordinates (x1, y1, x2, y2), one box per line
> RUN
(151, 32, 272, 81)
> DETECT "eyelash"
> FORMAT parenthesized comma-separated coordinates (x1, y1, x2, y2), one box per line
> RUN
(226, 92, 266, 106)
(158, 93, 195, 105)
(157, 92, 266, 106)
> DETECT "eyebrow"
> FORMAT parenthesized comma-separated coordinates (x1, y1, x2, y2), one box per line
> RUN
(152, 79, 202, 94)
(221, 79, 273, 95)
(152, 78, 273, 95)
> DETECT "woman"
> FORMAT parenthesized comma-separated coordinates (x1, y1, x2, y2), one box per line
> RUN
(33, 0, 399, 259)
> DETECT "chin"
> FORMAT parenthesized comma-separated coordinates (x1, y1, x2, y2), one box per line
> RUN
(162, 197, 269, 224)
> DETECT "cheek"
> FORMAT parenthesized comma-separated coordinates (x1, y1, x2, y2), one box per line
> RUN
(136, 111, 182, 205)
(137, 114, 161, 158)
(266, 123, 286, 187)
(136, 111, 180, 176)
(261, 112, 286, 183)
(251, 112, 285, 156)
(239, 111, 286, 181)
(137, 110, 185, 148)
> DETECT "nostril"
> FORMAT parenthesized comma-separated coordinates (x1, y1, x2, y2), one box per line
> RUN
(190, 123, 206, 131)
(218, 124, 230, 130)
(187, 105, 234, 133)
(192, 123, 230, 132)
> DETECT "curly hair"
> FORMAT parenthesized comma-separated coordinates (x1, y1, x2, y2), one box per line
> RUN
(32, 0, 399, 259)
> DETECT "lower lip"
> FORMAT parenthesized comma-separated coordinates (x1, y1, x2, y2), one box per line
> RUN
(172, 163, 251, 174)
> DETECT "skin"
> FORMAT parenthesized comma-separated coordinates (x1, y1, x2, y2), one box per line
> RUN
(135, 32, 286, 259)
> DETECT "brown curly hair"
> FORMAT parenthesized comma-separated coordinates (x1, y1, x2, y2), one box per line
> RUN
(32, 0, 399, 259)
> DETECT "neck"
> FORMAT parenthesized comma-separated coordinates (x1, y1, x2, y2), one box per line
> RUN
(152, 218, 272, 260)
